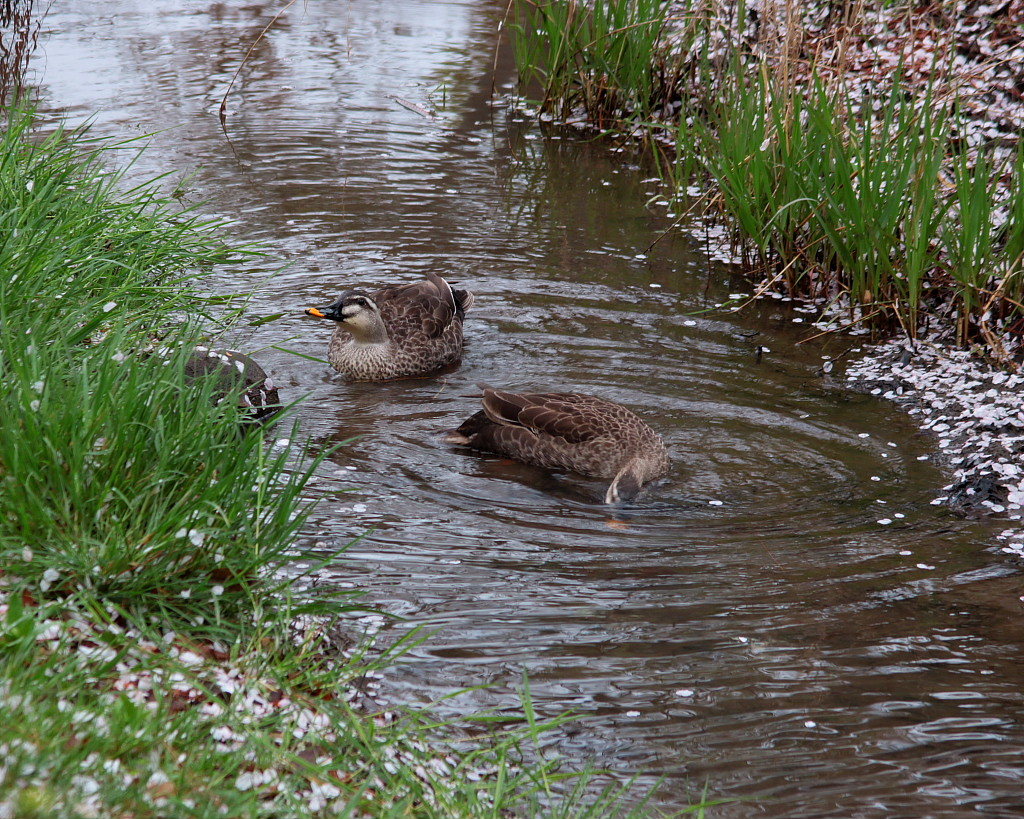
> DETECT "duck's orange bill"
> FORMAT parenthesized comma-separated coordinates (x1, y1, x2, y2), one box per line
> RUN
(305, 307, 325, 317)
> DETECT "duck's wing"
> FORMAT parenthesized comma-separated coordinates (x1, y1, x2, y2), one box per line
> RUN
(374, 272, 462, 340)
(481, 389, 607, 444)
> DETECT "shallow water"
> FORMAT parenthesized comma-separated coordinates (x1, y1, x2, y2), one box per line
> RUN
(39, 1, 1024, 814)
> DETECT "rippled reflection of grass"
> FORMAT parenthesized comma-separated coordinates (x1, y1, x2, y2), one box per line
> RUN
(0, 111, 687, 816)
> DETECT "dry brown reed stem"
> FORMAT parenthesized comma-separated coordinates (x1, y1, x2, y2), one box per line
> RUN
(493, 0, 517, 97)
(797, 307, 886, 344)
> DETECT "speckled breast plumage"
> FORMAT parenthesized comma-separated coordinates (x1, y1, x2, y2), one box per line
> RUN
(327, 319, 465, 381)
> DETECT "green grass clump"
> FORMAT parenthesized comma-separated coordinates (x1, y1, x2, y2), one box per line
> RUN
(0, 111, 312, 635)
(699, 72, 950, 311)
(0, 112, 671, 816)
(0, 592, 658, 817)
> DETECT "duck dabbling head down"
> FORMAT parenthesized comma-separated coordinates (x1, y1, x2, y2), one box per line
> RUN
(305, 272, 473, 382)
(445, 388, 670, 504)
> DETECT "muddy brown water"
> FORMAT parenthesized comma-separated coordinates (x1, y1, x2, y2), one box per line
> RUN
(39, 1, 1024, 815)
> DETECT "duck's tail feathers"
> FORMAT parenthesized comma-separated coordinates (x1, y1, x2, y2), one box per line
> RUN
(453, 288, 474, 316)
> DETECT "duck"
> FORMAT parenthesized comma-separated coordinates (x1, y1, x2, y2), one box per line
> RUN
(184, 347, 280, 427)
(304, 272, 474, 381)
(444, 388, 669, 503)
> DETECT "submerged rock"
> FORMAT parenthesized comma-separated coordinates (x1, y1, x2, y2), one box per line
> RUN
(184, 347, 281, 427)
(947, 473, 1010, 519)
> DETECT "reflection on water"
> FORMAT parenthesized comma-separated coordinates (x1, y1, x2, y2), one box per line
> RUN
(39, 1, 1024, 814)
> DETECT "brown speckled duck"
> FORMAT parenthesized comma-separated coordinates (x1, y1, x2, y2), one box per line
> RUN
(445, 388, 670, 504)
(304, 272, 473, 381)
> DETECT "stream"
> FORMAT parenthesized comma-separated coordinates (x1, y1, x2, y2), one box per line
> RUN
(39, 1, 1024, 814)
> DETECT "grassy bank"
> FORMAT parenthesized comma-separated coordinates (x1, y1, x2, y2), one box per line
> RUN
(0, 112, 660, 817)
(510, 0, 1024, 358)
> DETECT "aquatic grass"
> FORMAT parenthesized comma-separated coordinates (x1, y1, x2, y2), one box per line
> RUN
(1003, 145, 1024, 273)
(511, 0, 683, 126)
(799, 75, 951, 315)
(694, 71, 777, 263)
(655, 103, 700, 199)
(695, 72, 834, 290)
(938, 139, 1024, 347)
(695, 63, 953, 320)
(697, 72, 814, 275)
(996, 144, 1024, 319)
(944, 152, 990, 336)
(511, 0, 584, 117)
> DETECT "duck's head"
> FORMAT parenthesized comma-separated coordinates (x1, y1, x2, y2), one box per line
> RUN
(305, 291, 385, 342)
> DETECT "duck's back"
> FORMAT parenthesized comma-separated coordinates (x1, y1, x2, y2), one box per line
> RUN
(378, 273, 470, 361)
(376, 275, 463, 343)
(476, 390, 668, 480)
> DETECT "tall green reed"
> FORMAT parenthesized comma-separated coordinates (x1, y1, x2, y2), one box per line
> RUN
(800, 75, 950, 321)
(1001, 144, 1024, 312)
(941, 139, 999, 341)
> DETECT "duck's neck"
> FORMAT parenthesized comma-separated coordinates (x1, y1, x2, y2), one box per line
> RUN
(345, 316, 389, 344)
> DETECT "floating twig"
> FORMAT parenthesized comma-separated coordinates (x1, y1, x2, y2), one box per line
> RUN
(387, 95, 438, 121)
